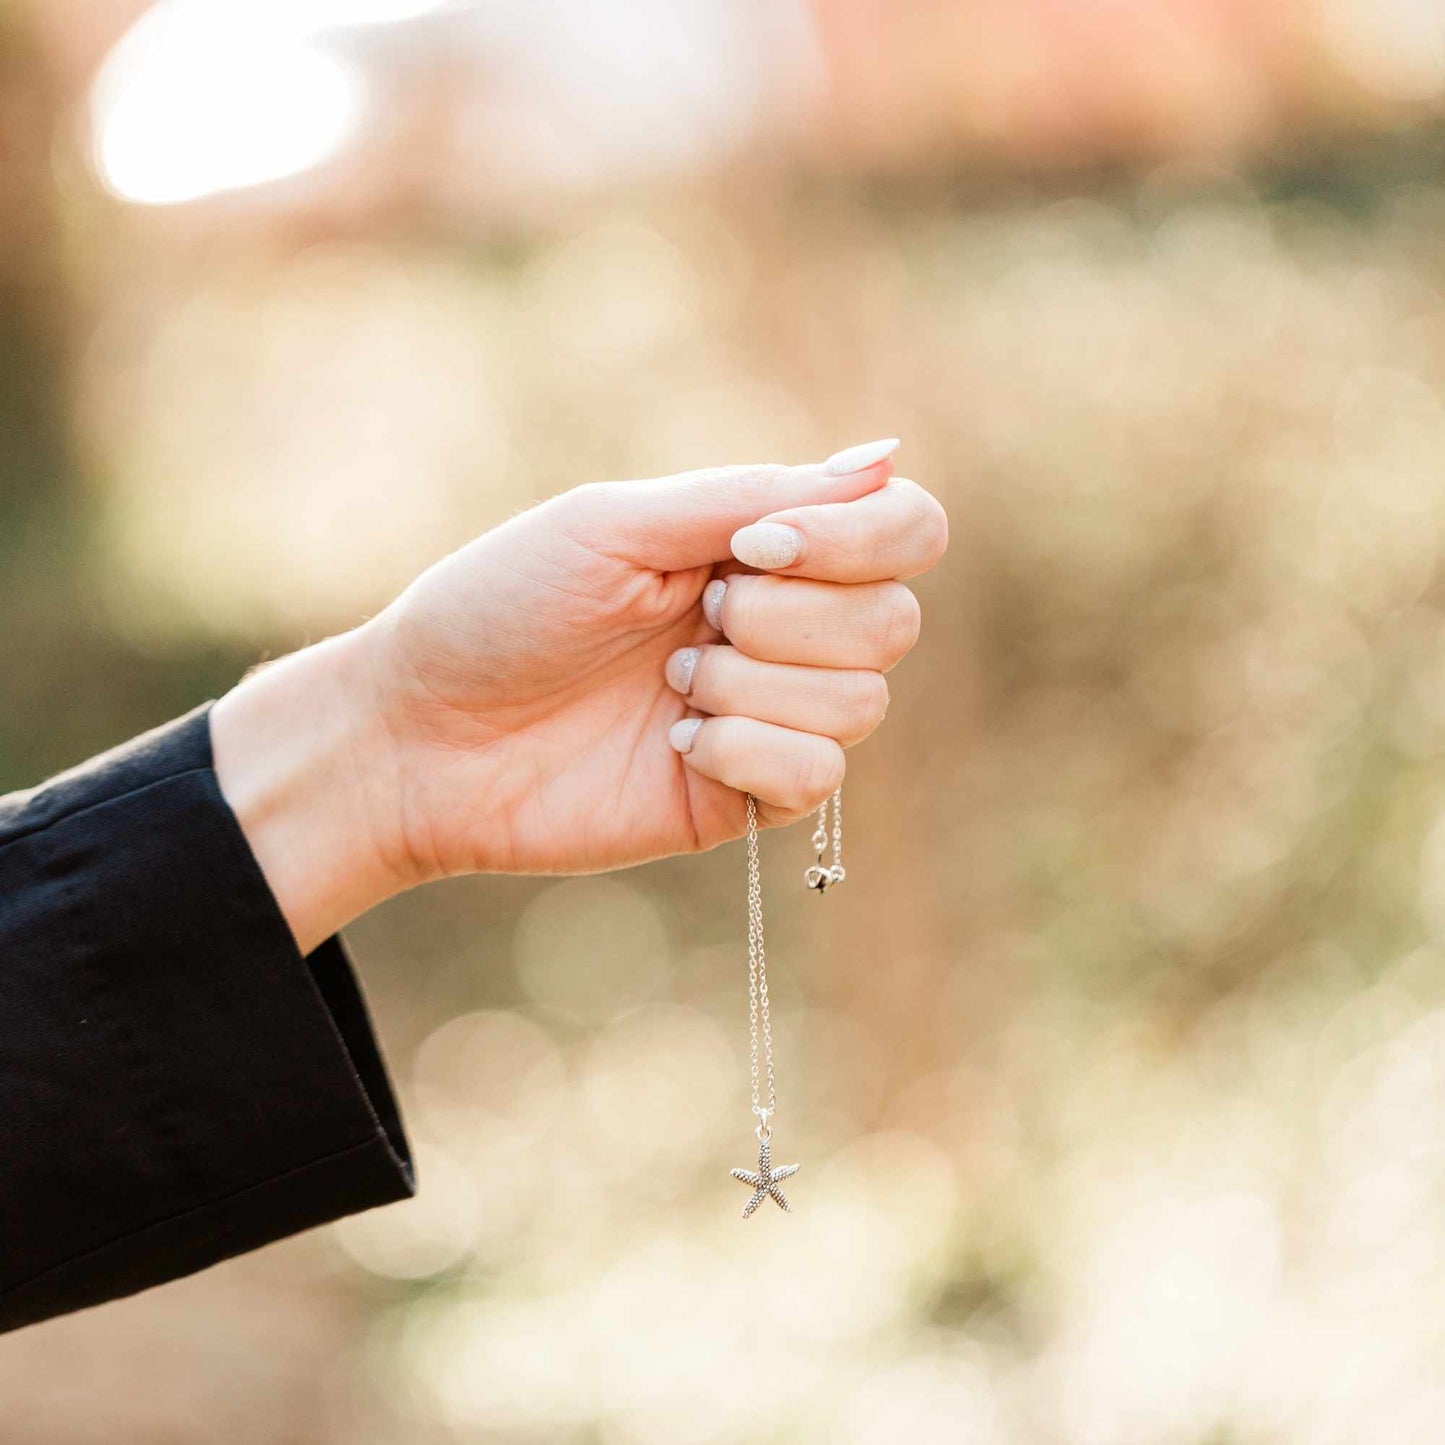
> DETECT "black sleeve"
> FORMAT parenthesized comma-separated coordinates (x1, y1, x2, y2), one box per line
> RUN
(0, 704, 414, 1334)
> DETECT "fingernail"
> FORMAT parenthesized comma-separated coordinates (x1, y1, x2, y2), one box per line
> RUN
(731, 522, 802, 570)
(822, 437, 899, 476)
(703, 578, 728, 630)
(669, 717, 703, 753)
(665, 647, 700, 695)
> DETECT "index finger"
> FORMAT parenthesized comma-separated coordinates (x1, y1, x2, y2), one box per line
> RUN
(729, 478, 949, 583)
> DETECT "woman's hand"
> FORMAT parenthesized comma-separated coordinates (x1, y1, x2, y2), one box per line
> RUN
(211, 440, 948, 952)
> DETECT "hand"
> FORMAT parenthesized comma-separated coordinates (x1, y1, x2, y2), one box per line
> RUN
(212, 440, 948, 951)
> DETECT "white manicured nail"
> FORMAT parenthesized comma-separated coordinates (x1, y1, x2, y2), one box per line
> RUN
(666, 647, 700, 695)
(703, 578, 728, 630)
(731, 522, 802, 570)
(669, 718, 704, 753)
(822, 437, 899, 475)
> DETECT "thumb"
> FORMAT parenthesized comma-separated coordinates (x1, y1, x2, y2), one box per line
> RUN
(590, 439, 899, 572)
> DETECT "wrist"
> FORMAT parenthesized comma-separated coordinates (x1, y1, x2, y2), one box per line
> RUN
(210, 628, 414, 954)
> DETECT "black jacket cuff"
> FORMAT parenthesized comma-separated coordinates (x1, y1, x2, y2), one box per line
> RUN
(0, 704, 414, 1333)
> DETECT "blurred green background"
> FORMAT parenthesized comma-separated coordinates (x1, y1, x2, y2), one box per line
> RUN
(9, 1, 1445, 1440)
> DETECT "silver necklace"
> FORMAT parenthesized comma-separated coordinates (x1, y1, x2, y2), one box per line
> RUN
(728, 787, 843, 1216)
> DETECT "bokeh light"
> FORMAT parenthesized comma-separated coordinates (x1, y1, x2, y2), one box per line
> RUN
(91, 3, 365, 205)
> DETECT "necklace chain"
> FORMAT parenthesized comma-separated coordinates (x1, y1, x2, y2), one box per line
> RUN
(745, 786, 844, 1141)
(745, 793, 775, 1132)
(811, 789, 844, 882)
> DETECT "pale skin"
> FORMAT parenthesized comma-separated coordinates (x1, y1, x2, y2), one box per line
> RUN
(210, 440, 949, 954)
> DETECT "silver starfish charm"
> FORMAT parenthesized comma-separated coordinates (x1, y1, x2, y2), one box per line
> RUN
(730, 1136, 800, 1217)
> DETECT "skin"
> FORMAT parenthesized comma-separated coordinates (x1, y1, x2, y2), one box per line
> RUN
(210, 449, 949, 954)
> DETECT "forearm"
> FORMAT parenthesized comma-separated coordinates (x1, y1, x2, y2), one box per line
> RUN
(210, 627, 409, 955)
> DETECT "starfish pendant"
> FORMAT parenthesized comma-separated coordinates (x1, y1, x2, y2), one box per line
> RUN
(729, 1135, 800, 1217)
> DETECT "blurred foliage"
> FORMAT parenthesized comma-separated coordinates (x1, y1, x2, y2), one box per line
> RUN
(0, 10, 252, 785)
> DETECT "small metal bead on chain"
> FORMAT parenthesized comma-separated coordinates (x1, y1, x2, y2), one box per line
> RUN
(805, 787, 845, 892)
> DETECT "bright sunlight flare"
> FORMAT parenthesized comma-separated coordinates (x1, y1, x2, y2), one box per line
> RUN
(90, 0, 451, 206)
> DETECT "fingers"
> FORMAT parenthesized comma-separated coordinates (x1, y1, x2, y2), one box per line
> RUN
(603, 438, 933, 820)
(730, 477, 949, 584)
(709, 574, 921, 671)
(577, 439, 899, 572)
(669, 715, 846, 818)
(666, 645, 888, 746)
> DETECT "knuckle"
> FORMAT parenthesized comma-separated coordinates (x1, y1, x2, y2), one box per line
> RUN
(553, 479, 616, 542)
(559, 479, 608, 518)
(791, 738, 846, 808)
(855, 671, 891, 737)
(892, 480, 949, 573)
(917, 491, 950, 564)
(837, 671, 888, 742)
(874, 583, 922, 665)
